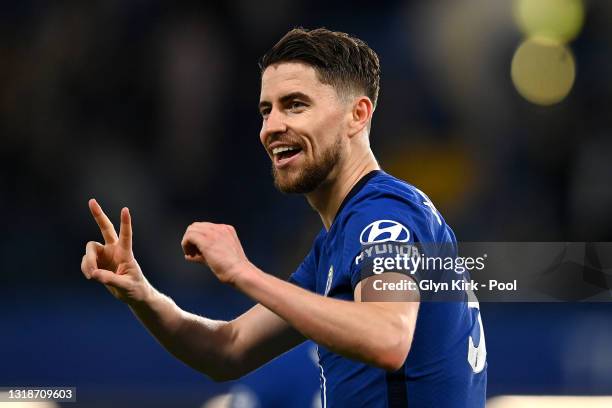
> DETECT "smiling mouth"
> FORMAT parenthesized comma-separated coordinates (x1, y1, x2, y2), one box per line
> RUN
(272, 146, 303, 168)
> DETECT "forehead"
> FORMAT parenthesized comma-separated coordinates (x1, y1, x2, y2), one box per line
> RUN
(260, 62, 335, 101)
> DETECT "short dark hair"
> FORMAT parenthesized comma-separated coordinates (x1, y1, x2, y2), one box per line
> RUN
(259, 27, 381, 108)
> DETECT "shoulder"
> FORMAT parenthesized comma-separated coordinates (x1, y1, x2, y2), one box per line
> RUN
(336, 172, 450, 245)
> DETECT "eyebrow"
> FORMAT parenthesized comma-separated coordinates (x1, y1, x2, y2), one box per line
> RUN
(259, 92, 312, 111)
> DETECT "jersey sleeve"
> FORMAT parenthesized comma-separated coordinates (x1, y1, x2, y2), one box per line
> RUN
(342, 190, 459, 303)
(288, 250, 316, 291)
(287, 231, 323, 292)
(341, 197, 419, 291)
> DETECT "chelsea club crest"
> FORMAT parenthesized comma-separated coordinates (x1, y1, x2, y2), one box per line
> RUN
(324, 265, 334, 296)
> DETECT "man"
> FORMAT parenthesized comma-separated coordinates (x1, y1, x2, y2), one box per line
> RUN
(81, 28, 487, 407)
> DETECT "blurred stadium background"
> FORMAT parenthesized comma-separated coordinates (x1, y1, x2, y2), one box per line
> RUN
(1, 0, 611, 407)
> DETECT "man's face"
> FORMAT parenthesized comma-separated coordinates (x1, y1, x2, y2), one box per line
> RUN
(259, 62, 348, 194)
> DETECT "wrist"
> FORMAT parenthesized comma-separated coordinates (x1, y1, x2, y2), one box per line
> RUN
(231, 261, 261, 289)
(128, 281, 156, 309)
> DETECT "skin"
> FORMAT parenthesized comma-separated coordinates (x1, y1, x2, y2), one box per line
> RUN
(81, 62, 420, 381)
(259, 62, 380, 228)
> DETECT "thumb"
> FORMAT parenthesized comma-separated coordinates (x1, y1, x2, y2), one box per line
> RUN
(90, 268, 126, 289)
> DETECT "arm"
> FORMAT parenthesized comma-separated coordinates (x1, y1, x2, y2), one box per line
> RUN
(81, 199, 305, 381)
(235, 267, 419, 371)
(129, 294, 305, 381)
(182, 223, 420, 372)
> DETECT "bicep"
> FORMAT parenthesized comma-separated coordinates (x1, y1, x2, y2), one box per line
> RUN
(228, 303, 306, 377)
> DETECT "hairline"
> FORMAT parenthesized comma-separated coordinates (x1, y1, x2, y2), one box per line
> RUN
(261, 60, 369, 107)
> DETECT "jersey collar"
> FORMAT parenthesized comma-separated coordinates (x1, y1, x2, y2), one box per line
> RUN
(332, 169, 383, 225)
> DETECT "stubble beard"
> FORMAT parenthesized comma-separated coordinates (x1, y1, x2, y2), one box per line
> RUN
(272, 138, 342, 194)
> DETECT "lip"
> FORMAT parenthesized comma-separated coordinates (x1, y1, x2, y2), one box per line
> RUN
(268, 141, 301, 153)
(274, 149, 304, 169)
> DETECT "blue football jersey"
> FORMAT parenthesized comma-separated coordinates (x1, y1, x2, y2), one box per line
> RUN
(289, 170, 487, 407)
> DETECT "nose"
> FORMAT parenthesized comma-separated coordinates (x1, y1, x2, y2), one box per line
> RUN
(260, 108, 287, 146)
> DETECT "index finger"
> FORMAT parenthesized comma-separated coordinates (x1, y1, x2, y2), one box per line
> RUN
(118, 207, 132, 250)
(89, 198, 119, 244)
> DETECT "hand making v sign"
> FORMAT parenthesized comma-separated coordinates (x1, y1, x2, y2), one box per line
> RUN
(81, 199, 151, 304)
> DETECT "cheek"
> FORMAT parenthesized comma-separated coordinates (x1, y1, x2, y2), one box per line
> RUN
(300, 108, 345, 155)
(317, 114, 345, 147)
(259, 124, 268, 149)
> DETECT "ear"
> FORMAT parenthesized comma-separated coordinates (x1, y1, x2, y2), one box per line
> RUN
(347, 96, 374, 137)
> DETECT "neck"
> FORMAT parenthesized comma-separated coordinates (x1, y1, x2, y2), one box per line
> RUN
(306, 149, 379, 231)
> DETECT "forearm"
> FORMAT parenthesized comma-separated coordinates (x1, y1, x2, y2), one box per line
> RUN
(128, 287, 237, 381)
(234, 264, 412, 370)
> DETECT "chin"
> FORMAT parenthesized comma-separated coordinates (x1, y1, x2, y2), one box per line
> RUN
(272, 168, 319, 194)
(274, 174, 310, 194)
(271, 140, 341, 194)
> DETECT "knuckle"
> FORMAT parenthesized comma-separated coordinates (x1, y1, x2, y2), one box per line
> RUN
(187, 223, 200, 233)
(86, 241, 101, 250)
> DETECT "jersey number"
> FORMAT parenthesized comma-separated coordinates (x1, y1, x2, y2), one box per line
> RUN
(467, 299, 487, 373)
(414, 187, 442, 226)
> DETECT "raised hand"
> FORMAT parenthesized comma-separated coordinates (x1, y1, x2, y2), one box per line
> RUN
(81, 199, 151, 304)
(181, 222, 252, 285)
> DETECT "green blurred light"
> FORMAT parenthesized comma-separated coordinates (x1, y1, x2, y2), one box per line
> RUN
(514, 0, 585, 43)
(511, 38, 576, 106)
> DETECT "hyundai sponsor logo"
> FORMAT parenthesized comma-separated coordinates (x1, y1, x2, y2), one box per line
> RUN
(359, 220, 410, 245)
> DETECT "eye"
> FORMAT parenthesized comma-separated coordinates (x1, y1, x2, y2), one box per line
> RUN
(289, 101, 306, 111)
(260, 108, 271, 118)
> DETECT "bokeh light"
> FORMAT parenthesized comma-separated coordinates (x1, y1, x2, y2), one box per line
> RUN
(514, 0, 585, 43)
(511, 38, 576, 106)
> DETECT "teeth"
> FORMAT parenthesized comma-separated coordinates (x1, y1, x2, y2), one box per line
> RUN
(272, 146, 299, 155)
